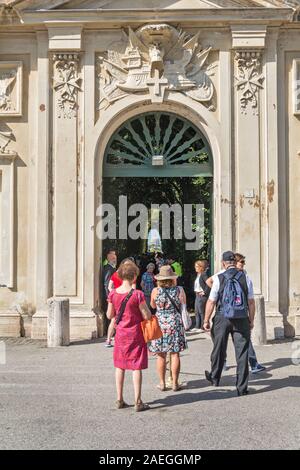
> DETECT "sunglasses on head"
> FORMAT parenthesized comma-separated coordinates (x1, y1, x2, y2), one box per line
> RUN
(239, 259, 246, 264)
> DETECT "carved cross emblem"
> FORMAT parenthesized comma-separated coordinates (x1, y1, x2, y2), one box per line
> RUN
(54, 67, 81, 100)
(146, 69, 168, 103)
(53, 54, 82, 118)
(235, 51, 264, 114)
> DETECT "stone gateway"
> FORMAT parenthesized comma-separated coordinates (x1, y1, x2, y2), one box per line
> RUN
(0, 0, 300, 341)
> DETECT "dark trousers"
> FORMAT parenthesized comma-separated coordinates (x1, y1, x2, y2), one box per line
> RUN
(194, 295, 207, 329)
(102, 298, 110, 335)
(210, 313, 250, 394)
(224, 337, 258, 369)
(248, 340, 258, 369)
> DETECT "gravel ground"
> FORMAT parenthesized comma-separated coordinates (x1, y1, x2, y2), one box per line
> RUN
(0, 333, 299, 450)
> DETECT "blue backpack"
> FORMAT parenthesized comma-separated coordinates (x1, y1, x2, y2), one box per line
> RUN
(219, 270, 248, 319)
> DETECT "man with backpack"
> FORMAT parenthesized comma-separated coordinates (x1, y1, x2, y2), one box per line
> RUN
(203, 251, 255, 396)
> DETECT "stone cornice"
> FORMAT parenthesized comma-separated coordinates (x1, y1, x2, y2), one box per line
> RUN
(0, 151, 17, 160)
(18, 8, 294, 26)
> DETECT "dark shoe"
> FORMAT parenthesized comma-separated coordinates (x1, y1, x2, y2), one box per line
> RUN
(251, 364, 266, 374)
(237, 390, 249, 397)
(205, 370, 219, 387)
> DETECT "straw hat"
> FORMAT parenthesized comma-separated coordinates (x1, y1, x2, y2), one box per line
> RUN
(155, 265, 178, 280)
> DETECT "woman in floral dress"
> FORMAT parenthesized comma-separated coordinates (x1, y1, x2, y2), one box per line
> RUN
(149, 265, 187, 392)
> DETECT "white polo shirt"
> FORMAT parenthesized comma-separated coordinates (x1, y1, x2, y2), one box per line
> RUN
(209, 267, 254, 302)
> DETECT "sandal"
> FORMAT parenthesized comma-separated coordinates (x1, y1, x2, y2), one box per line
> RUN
(172, 384, 182, 392)
(115, 400, 129, 409)
(134, 401, 150, 412)
(156, 384, 167, 391)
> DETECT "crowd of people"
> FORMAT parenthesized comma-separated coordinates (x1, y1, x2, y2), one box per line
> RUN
(101, 249, 266, 411)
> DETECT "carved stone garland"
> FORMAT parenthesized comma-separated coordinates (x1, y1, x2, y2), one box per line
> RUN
(235, 51, 264, 115)
(52, 53, 82, 119)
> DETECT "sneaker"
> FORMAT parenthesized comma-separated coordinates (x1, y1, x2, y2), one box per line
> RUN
(223, 361, 230, 372)
(251, 364, 266, 374)
(105, 340, 113, 348)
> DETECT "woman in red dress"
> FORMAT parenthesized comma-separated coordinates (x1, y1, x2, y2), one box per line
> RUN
(106, 258, 136, 347)
(107, 261, 152, 412)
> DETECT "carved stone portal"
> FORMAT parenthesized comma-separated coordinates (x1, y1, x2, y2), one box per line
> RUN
(52, 53, 82, 119)
(235, 51, 264, 115)
(0, 61, 23, 116)
(96, 24, 215, 111)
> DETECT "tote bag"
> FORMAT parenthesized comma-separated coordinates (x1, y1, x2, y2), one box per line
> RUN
(181, 304, 192, 331)
(141, 315, 162, 343)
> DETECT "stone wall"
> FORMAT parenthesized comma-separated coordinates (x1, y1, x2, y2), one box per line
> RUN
(0, 1, 299, 340)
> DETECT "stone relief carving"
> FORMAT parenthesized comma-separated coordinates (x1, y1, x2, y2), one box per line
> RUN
(52, 53, 82, 118)
(0, 62, 23, 116)
(0, 4, 21, 25)
(293, 59, 300, 115)
(96, 24, 215, 111)
(235, 51, 264, 115)
(0, 122, 16, 155)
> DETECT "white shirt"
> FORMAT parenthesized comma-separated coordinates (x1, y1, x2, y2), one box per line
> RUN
(194, 274, 204, 294)
(209, 267, 254, 302)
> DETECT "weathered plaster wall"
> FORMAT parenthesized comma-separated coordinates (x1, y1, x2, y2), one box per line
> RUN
(0, 9, 299, 339)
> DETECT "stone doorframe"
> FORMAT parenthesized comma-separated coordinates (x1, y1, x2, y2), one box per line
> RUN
(88, 93, 229, 317)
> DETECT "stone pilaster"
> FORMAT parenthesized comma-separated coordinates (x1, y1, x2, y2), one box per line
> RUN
(234, 49, 264, 294)
(35, 32, 51, 310)
(0, 151, 16, 289)
(0, 148, 19, 337)
(52, 52, 81, 296)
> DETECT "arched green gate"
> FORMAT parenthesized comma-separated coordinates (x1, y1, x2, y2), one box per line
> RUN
(103, 111, 213, 268)
(104, 112, 213, 178)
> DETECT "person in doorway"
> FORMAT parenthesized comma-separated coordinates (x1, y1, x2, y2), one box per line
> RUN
(141, 263, 156, 308)
(106, 261, 151, 412)
(149, 265, 188, 392)
(154, 252, 166, 272)
(101, 249, 117, 339)
(203, 251, 255, 396)
(192, 260, 211, 332)
(168, 255, 183, 286)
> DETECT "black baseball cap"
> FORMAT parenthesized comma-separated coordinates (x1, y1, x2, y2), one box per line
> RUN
(222, 251, 236, 262)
